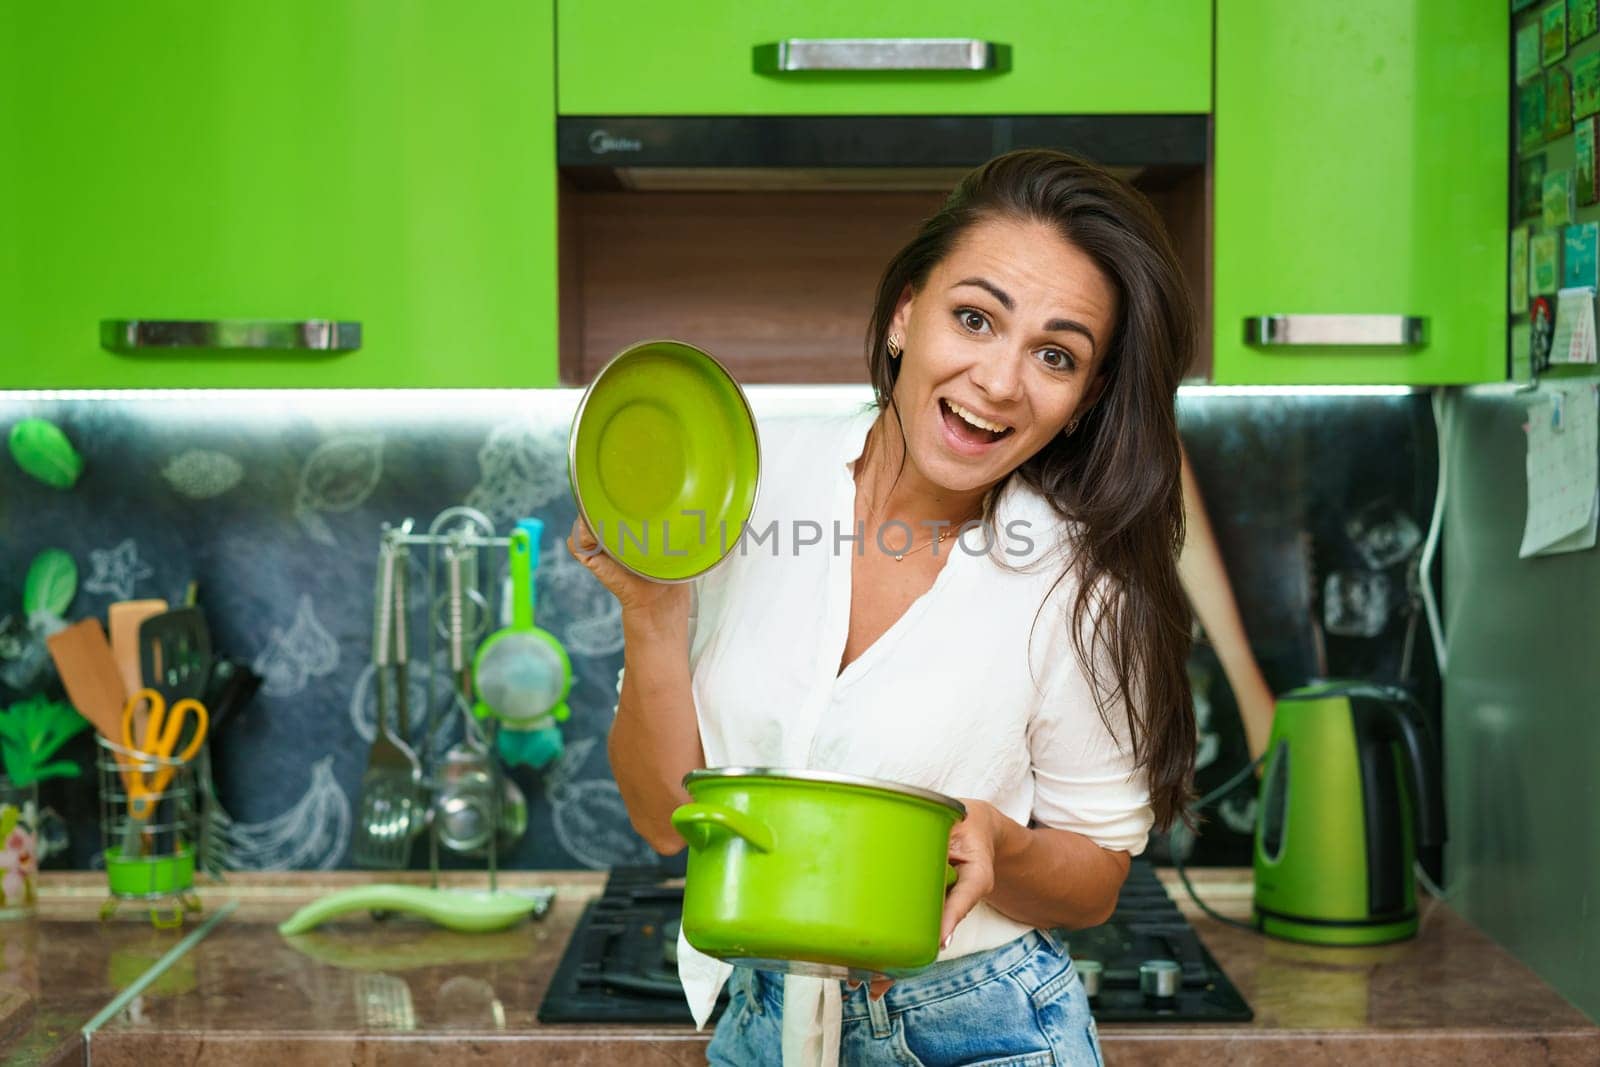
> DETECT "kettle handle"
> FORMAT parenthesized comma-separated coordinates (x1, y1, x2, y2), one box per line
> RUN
(1385, 703, 1445, 851)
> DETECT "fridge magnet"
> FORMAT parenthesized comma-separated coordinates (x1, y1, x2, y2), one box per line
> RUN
(1573, 0, 1600, 41)
(1518, 21, 1543, 83)
(1578, 118, 1599, 204)
(1547, 67, 1574, 137)
(1530, 295, 1555, 371)
(1544, 168, 1576, 228)
(1521, 78, 1548, 148)
(1575, 52, 1600, 118)
(1511, 321, 1532, 382)
(1532, 232, 1561, 294)
(1544, 0, 1569, 65)
(1513, 227, 1531, 313)
(1520, 153, 1549, 218)
(1564, 222, 1599, 288)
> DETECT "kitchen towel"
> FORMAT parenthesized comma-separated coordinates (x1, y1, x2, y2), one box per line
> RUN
(676, 931, 842, 1067)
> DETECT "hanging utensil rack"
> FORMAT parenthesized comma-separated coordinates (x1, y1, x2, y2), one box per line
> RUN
(379, 505, 512, 890)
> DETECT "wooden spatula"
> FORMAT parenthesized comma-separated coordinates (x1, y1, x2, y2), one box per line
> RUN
(45, 618, 128, 740)
(108, 599, 167, 694)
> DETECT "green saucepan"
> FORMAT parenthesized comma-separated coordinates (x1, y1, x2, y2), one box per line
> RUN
(671, 768, 966, 980)
(568, 339, 760, 583)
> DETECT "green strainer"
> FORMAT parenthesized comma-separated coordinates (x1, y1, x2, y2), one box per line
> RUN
(473, 525, 571, 729)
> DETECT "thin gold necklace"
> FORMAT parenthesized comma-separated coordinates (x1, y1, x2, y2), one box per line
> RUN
(889, 525, 958, 562)
(860, 430, 982, 562)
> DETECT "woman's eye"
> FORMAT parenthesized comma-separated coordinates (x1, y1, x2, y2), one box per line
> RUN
(957, 309, 989, 333)
(1037, 348, 1074, 372)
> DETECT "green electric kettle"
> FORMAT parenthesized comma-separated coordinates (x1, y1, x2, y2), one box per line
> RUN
(1252, 681, 1444, 946)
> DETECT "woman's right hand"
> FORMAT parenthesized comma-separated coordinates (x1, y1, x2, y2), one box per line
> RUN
(566, 516, 691, 625)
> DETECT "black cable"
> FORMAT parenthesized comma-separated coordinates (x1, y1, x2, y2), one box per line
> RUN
(1169, 845, 1258, 932)
(1193, 752, 1266, 810)
(1167, 753, 1267, 933)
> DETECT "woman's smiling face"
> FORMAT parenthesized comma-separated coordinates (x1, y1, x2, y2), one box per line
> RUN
(887, 215, 1119, 493)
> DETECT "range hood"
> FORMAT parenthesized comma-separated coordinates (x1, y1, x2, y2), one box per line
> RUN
(557, 115, 1207, 191)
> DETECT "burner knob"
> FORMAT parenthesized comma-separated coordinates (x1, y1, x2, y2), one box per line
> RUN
(1074, 959, 1103, 999)
(1139, 959, 1181, 1000)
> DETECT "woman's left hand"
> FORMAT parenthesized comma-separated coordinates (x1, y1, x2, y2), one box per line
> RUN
(942, 798, 1003, 947)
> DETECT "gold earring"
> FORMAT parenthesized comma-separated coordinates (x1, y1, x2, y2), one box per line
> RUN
(1065, 417, 1080, 435)
(887, 335, 903, 359)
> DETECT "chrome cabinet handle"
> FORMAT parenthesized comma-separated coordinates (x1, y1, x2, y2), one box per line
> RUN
(753, 39, 1010, 73)
(1244, 315, 1427, 348)
(100, 319, 362, 353)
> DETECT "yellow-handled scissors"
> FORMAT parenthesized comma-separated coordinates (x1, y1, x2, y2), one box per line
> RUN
(121, 688, 208, 820)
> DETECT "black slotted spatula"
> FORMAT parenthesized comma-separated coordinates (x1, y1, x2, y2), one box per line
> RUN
(138, 607, 212, 704)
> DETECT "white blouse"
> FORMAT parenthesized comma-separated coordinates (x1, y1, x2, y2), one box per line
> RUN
(667, 404, 1153, 1063)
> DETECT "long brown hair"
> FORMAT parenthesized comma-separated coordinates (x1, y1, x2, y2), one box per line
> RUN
(866, 149, 1196, 831)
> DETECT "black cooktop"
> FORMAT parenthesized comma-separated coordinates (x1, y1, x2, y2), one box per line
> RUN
(539, 865, 726, 1025)
(1068, 859, 1253, 1023)
(538, 861, 1251, 1025)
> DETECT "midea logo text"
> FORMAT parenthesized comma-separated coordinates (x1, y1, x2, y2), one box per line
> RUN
(588, 130, 643, 154)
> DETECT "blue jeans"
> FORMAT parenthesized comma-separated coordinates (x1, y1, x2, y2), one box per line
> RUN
(705, 929, 1103, 1066)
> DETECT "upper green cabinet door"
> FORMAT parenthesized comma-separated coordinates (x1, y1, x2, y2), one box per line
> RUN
(557, 1, 1210, 116)
(5, 2, 557, 389)
(1213, 2, 1507, 386)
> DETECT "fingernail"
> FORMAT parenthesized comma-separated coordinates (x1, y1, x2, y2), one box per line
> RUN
(940, 934, 951, 949)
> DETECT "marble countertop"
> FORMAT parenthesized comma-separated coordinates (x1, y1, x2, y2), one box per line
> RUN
(0, 869, 1594, 1066)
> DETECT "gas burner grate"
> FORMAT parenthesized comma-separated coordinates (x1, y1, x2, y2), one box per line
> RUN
(539, 861, 1251, 1025)
(539, 868, 723, 1025)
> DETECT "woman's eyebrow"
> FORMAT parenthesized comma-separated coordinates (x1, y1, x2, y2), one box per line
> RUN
(1044, 318, 1099, 355)
(954, 277, 1099, 354)
(954, 276, 1013, 310)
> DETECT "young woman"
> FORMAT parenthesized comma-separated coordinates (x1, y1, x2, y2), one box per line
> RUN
(570, 149, 1198, 1066)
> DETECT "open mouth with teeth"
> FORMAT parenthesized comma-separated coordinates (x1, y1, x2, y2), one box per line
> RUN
(939, 398, 1015, 446)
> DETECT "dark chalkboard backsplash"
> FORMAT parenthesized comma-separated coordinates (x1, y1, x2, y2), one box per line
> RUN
(0, 387, 1438, 873)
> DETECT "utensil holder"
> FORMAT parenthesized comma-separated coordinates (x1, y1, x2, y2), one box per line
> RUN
(95, 735, 202, 927)
(377, 506, 524, 892)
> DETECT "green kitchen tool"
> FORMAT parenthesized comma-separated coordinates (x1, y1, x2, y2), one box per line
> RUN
(568, 339, 760, 582)
(278, 885, 550, 936)
(473, 527, 571, 730)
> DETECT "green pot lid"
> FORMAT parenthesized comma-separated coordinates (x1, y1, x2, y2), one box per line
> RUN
(568, 340, 760, 582)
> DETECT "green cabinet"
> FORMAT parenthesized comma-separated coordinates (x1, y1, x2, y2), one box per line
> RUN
(1212, 1, 1507, 386)
(557, 1, 1210, 116)
(3, 2, 558, 389)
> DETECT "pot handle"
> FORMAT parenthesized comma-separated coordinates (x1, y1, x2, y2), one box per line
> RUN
(670, 803, 775, 853)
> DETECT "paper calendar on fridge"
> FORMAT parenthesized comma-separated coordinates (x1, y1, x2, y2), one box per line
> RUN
(1521, 383, 1600, 558)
